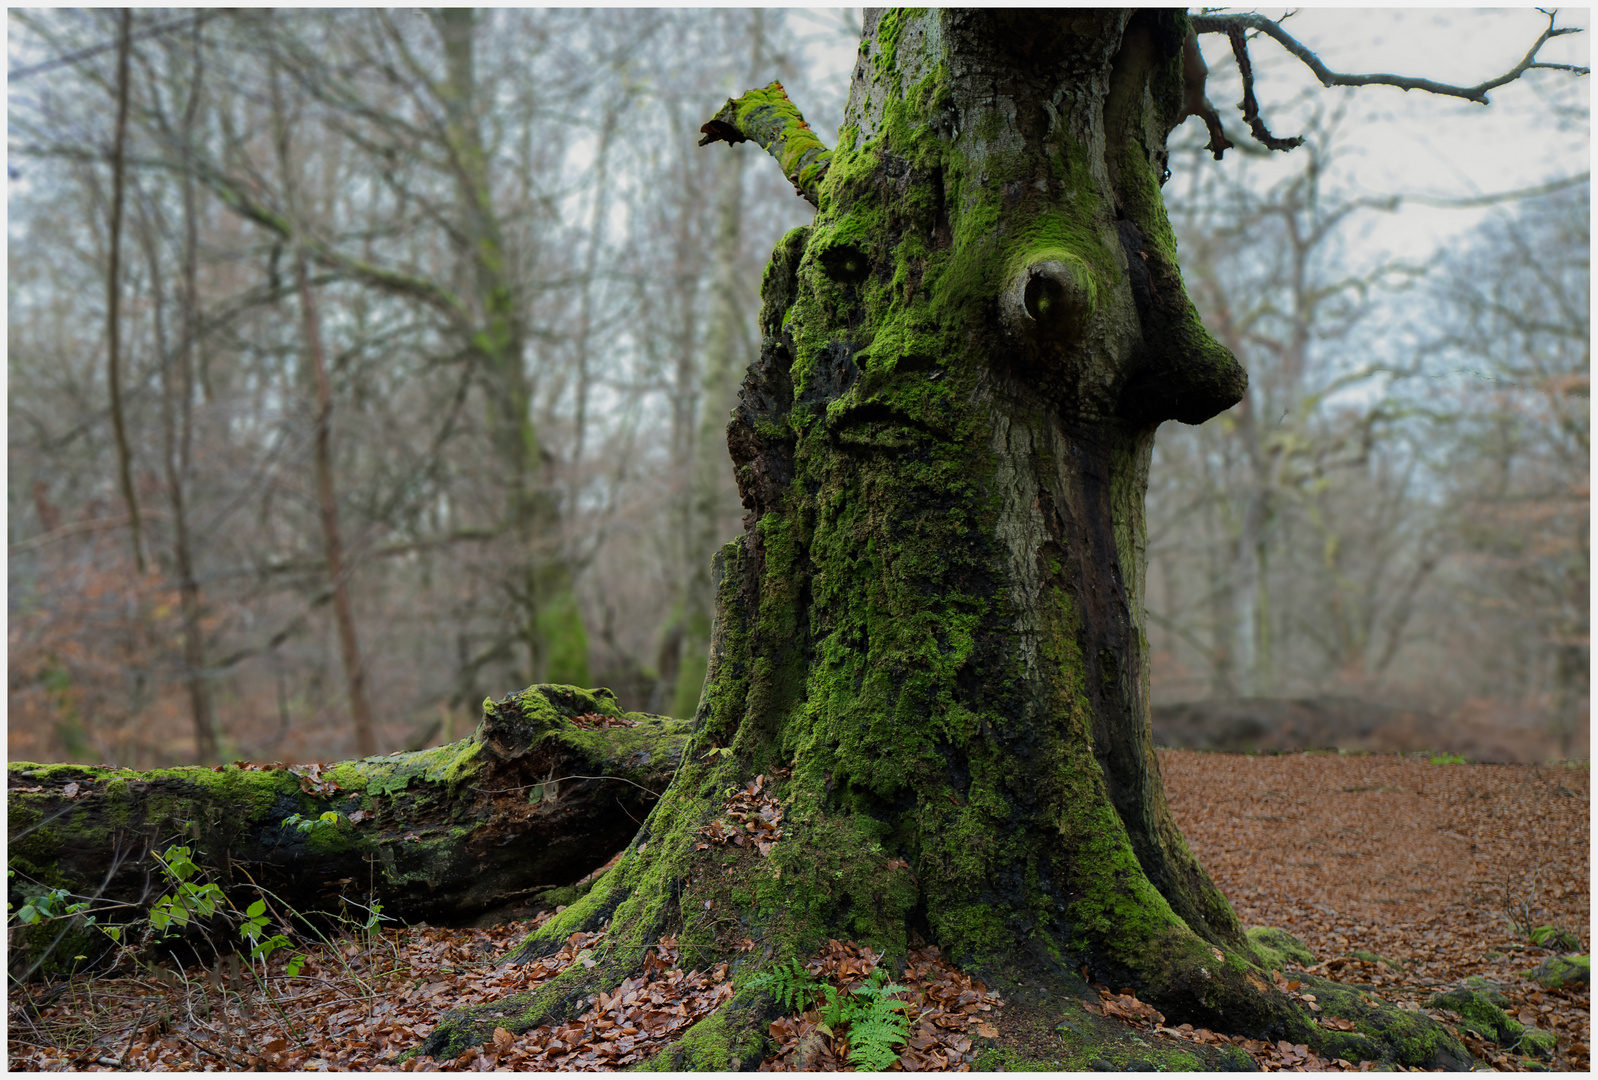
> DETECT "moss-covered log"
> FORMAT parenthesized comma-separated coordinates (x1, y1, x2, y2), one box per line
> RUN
(8, 685, 689, 973)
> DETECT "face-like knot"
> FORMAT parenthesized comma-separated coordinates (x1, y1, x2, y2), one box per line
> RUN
(1001, 260, 1093, 344)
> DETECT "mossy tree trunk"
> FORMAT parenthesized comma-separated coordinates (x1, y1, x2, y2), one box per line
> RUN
(8, 687, 689, 975)
(435, 11, 1466, 1069)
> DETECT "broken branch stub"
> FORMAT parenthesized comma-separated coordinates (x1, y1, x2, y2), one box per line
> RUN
(699, 80, 832, 208)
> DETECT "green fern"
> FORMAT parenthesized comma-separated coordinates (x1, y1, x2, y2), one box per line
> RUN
(848, 1016, 908, 1071)
(751, 961, 910, 1072)
(747, 957, 816, 1012)
(845, 969, 910, 1071)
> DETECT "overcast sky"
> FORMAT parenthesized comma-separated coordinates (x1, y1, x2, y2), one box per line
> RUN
(794, 7, 1590, 264)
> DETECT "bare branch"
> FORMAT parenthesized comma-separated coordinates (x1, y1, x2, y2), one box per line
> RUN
(1192, 10, 1589, 106)
(1178, 31, 1235, 160)
(1225, 24, 1305, 153)
(8, 10, 209, 83)
(1394, 171, 1591, 209)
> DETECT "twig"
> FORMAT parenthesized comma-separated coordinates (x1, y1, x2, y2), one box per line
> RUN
(1192, 10, 1588, 106)
(176, 1032, 253, 1070)
(1391, 171, 1590, 209)
(478, 773, 665, 797)
(1226, 25, 1304, 152)
(116, 1003, 149, 1071)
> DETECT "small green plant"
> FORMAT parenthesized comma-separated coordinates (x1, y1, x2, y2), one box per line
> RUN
(147, 846, 227, 936)
(834, 969, 911, 1071)
(748, 957, 816, 1010)
(1429, 752, 1469, 765)
(12, 886, 88, 926)
(748, 962, 910, 1071)
(239, 898, 293, 961)
(281, 810, 345, 833)
(358, 900, 389, 949)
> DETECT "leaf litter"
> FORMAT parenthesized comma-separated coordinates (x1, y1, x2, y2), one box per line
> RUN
(7, 751, 1588, 1071)
(1164, 749, 1589, 1072)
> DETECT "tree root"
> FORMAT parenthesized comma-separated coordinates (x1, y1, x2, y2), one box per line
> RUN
(413, 922, 1475, 1070)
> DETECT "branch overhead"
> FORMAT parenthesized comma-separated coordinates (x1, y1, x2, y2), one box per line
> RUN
(699, 81, 831, 209)
(1191, 9, 1588, 106)
(1189, 9, 1589, 159)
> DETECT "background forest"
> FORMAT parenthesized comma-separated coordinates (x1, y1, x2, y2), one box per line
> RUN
(7, 8, 1589, 769)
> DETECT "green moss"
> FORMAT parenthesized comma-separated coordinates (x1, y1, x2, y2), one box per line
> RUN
(1309, 977, 1473, 1068)
(1425, 987, 1521, 1044)
(1523, 953, 1589, 990)
(716, 82, 833, 203)
(873, 8, 909, 79)
(1517, 1025, 1556, 1059)
(1247, 926, 1316, 971)
(630, 1001, 768, 1071)
(1217, 1045, 1253, 1069)
(1159, 1048, 1203, 1070)
(970, 1049, 1070, 1071)
(348, 734, 487, 799)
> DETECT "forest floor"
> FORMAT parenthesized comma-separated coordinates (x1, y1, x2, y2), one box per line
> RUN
(6, 750, 1589, 1072)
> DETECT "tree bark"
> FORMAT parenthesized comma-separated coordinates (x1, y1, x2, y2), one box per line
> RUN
(296, 250, 379, 758)
(107, 7, 147, 577)
(414, 11, 1469, 1070)
(7, 686, 690, 974)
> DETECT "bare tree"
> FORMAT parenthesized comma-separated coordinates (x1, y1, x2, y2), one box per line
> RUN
(1419, 184, 1589, 751)
(105, 8, 146, 574)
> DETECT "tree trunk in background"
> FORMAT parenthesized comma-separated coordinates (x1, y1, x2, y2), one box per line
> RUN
(645, 103, 709, 716)
(670, 10, 764, 720)
(7, 687, 691, 976)
(107, 8, 146, 576)
(416, 11, 1466, 1069)
(139, 181, 218, 766)
(268, 34, 378, 761)
(297, 252, 379, 758)
(172, 16, 217, 763)
(434, 8, 589, 690)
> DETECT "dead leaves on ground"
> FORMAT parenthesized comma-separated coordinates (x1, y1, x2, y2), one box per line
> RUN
(567, 713, 637, 730)
(7, 753, 1589, 1072)
(1164, 749, 1589, 1072)
(1091, 984, 1368, 1073)
(760, 940, 1003, 1072)
(407, 937, 732, 1071)
(695, 772, 784, 857)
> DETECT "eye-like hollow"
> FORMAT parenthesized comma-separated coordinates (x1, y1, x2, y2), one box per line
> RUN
(818, 243, 872, 283)
(1002, 259, 1092, 342)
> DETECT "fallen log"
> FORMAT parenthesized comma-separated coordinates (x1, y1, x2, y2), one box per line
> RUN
(7, 685, 690, 976)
